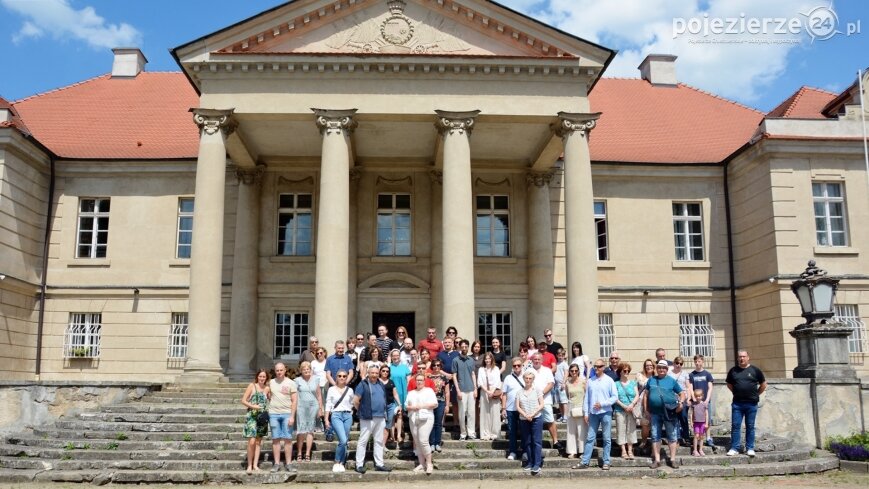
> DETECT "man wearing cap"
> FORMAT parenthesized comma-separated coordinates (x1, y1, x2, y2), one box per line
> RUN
(644, 360, 684, 469)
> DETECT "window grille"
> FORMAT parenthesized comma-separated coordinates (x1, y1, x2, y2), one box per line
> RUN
(599, 313, 615, 358)
(277, 194, 313, 256)
(376, 193, 412, 256)
(64, 313, 102, 358)
(679, 314, 714, 358)
(168, 313, 189, 359)
(834, 304, 866, 356)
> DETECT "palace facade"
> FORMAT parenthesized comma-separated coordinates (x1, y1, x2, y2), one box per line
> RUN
(0, 0, 867, 383)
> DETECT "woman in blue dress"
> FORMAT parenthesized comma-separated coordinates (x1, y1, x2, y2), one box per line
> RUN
(294, 361, 323, 462)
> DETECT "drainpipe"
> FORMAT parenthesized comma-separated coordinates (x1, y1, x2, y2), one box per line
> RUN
(35, 156, 55, 376)
(723, 160, 739, 359)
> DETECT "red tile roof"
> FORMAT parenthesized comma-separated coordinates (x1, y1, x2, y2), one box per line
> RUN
(766, 86, 837, 119)
(12, 73, 200, 159)
(589, 78, 764, 163)
(0, 96, 30, 135)
(12, 72, 766, 164)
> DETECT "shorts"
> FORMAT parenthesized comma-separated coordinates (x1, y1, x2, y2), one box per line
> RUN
(540, 404, 555, 423)
(650, 413, 678, 443)
(693, 422, 707, 435)
(269, 412, 295, 439)
(551, 388, 567, 405)
(385, 403, 399, 429)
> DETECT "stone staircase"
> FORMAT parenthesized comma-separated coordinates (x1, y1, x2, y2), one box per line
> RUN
(0, 383, 840, 483)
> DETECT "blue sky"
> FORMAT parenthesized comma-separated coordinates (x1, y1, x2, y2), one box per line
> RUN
(1, 0, 867, 111)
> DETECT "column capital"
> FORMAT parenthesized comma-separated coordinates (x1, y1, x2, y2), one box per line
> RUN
(235, 165, 265, 186)
(192, 108, 237, 137)
(435, 110, 481, 136)
(429, 169, 443, 185)
(525, 170, 555, 187)
(554, 112, 601, 138)
(312, 108, 358, 135)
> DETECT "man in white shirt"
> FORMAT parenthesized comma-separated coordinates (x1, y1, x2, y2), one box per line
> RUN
(501, 357, 525, 460)
(531, 352, 560, 449)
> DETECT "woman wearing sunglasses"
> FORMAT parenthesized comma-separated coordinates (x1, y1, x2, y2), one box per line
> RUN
(324, 369, 354, 473)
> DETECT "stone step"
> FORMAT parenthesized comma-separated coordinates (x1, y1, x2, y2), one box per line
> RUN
(148, 391, 243, 399)
(31, 428, 236, 442)
(78, 412, 246, 424)
(0, 453, 839, 484)
(102, 405, 243, 414)
(54, 420, 238, 433)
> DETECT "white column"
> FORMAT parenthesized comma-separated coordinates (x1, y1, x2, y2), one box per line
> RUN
(556, 112, 601, 354)
(181, 108, 236, 384)
(526, 171, 555, 333)
(227, 166, 264, 380)
(429, 170, 444, 334)
(348, 168, 361, 335)
(435, 110, 479, 332)
(313, 109, 357, 350)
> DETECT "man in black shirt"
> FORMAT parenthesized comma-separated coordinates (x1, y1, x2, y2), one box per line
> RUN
(725, 350, 767, 457)
(543, 329, 563, 359)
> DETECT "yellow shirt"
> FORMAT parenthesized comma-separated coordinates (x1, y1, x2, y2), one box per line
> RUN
(269, 377, 298, 414)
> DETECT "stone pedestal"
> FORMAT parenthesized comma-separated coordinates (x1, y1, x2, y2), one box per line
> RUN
(789, 322, 857, 379)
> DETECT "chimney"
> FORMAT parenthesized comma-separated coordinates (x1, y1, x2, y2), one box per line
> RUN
(0, 108, 11, 123)
(638, 54, 678, 86)
(111, 48, 147, 78)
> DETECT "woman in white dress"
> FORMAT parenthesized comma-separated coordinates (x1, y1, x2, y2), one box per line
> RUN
(477, 352, 503, 440)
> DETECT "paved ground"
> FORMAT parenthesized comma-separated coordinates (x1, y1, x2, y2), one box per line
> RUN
(1, 471, 867, 489)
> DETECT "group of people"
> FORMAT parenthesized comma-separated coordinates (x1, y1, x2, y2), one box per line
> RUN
(240, 325, 768, 476)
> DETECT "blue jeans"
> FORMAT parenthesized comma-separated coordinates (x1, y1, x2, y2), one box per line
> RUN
(506, 410, 521, 455)
(650, 413, 678, 443)
(330, 411, 353, 464)
(730, 402, 759, 451)
(430, 399, 445, 447)
(519, 415, 543, 470)
(582, 412, 612, 466)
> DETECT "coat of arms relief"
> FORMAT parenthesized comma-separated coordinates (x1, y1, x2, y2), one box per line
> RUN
(325, 0, 471, 54)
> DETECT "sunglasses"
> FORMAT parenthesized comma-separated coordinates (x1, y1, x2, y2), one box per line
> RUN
(512, 364, 522, 368)
(337, 375, 347, 378)
(594, 365, 605, 369)
(674, 363, 683, 366)
(544, 334, 552, 337)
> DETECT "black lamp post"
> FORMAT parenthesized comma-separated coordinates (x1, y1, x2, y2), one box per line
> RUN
(789, 260, 855, 379)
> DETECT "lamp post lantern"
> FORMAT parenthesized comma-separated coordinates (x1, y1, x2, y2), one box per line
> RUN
(789, 260, 856, 379)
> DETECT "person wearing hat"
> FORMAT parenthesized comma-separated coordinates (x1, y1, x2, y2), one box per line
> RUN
(644, 359, 684, 469)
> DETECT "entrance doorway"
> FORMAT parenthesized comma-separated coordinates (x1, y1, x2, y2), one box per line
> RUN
(372, 312, 415, 343)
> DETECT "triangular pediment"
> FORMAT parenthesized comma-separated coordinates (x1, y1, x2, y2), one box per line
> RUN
(223, 0, 543, 57)
(175, 0, 612, 64)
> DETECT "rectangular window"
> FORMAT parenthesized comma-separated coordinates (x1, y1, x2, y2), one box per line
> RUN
(168, 313, 189, 359)
(679, 314, 714, 358)
(599, 313, 615, 358)
(76, 198, 110, 258)
(274, 312, 309, 358)
(813, 182, 848, 247)
(277, 194, 313, 256)
(672, 202, 704, 261)
(475, 195, 510, 257)
(835, 304, 866, 355)
(594, 201, 608, 261)
(64, 313, 102, 358)
(176, 198, 194, 259)
(477, 312, 512, 356)
(376, 193, 412, 256)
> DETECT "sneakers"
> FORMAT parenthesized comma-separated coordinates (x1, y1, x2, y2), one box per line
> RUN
(285, 463, 297, 472)
(271, 464, 282, 473)
(523, 466, 532, 472)
(602, 464, 610, 471)
(747, 449, 756, 457)
(669, 459, 679, 469)
(507, 452, 516, 461)
(459, 435, 467, 441)
(572, 463, 589, 470)
(726, 449, 739, 456)
(649, 461, 660, 469)
(413, 464, 425, 473)
(374, 465, 392, 472)
(332, 463, 344, 473)
(434, 444, 442, 453)
(531, 467, 541, 475)
(354, 465, 367, 474)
